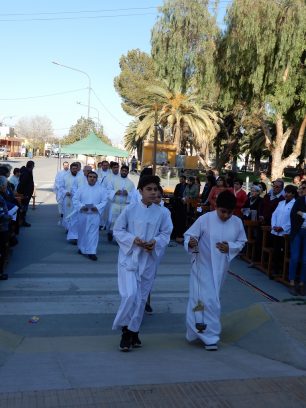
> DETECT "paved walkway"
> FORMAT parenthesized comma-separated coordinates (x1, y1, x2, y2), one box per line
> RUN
(0, 158, 306, 406)
(1, 377, 306, 407)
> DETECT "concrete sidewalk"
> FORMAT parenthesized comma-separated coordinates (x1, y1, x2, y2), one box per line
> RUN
(0, 186, 306, 406)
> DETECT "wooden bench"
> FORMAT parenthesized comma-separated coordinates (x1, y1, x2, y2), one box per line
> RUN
(274, 234, 290, 285)
(258, 226, 274, 278)
(241, 220, 260, 264)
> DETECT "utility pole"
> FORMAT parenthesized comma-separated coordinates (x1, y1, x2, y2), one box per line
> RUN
(152, 104, 159, 176)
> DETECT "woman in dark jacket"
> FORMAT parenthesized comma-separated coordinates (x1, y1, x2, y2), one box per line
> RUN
(288, 181, 306, 296)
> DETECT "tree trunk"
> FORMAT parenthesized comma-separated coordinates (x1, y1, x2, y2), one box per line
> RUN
(267, 115, 306, 180)
(254, 153, 261, 174)
(173, 124, 182, 154)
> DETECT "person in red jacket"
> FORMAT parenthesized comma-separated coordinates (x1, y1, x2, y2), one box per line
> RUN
(233, 179, 247, 217)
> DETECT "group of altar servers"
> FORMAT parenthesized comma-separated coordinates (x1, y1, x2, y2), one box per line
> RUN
(54, 162, 247, 352)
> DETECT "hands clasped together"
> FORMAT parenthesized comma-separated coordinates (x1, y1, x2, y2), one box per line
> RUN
(188, 237, 229, 254)
(134, 237, 156, 252)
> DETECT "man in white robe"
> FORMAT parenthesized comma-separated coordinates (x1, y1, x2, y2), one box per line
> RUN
(106, 165, 135, 242)
(73, 171, 108, 261)
(53, 161, 69, 216)
(184, 190, 246, 351)
(100, 161, 120, 231)
(64, 165, 92, 243)
(112, 175, 173, 352)
(97, 160, 110, 184)
(58, 163, 78, 238)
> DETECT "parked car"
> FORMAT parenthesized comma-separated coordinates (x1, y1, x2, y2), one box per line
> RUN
(0, 147, 9, 160)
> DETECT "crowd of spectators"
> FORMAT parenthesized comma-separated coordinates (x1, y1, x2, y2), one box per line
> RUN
(0, 161, 34, 280)
(168, 168, 306, 295)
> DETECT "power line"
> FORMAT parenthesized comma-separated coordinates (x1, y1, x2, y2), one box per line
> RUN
(0, 12, 156, 23)
(0, 6, 158, 17)
(0, 87, 87, 101)
(91, 89, 126, 128)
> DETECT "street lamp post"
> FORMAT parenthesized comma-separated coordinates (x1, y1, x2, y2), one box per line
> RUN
(52, 61, 92, 118)
(77, 101, 100, 124)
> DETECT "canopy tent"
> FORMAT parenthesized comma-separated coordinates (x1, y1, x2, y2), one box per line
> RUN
(60, 132, 128, 158)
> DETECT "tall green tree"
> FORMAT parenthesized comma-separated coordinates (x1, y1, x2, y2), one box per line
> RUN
(151, 0, 220, 103)
(61, 117, 111, 145)
(219, 0, 306, 179)
(114, 49, 163, 116)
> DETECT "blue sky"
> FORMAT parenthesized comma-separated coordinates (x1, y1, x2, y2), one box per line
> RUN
(0, 1, 230, 144)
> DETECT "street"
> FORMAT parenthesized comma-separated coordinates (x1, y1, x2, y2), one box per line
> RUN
(0, 157, 305, 407)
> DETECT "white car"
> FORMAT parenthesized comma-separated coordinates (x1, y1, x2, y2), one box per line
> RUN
(0, 147, 9, 160)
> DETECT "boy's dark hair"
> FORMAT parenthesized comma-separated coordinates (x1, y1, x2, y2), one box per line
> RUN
(137, 167, 154, 189)
(110, 161, 119, 168)
(138, 175, 160, 190)
(216, 190, 237, 210)
(157, 185, 163, 195)
(121, 165, 129, 171)
(284, 184, 297, 196)
(13, 168, 20, 175)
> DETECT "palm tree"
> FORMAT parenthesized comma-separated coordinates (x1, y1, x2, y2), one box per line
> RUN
(124, 119, 144, 160)
(135, 84, 220, 160)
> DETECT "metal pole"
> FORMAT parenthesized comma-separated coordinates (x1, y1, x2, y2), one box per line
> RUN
(52, 61, 91, 119)
(152, 105, 158, 176)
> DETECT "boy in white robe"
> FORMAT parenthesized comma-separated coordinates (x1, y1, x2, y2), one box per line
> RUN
(184, 190, 247, 351)
(112, 175, 173, 352)
(106, 165, 135, 242)
(145, 185, 168, 315)
(73, 171, 108, 261)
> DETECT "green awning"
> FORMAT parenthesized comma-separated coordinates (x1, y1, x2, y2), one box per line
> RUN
(60, 132, 128, 157)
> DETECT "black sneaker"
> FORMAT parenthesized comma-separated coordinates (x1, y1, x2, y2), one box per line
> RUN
(288, 285, 298, 296)
(145, 303, 153, 315)
(131, 331, 142, 348)
(88, 254, 98, 261)
(107, 232, 113, 242)
(119, 327, 131, 352)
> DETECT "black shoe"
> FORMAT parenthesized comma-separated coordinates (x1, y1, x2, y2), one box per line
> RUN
(69, 239, 78, 245)
(9, 237, 18, 247)
(0, 273, 8, 280)
(145, 303, 153, 315)
(131, 331, 142, 348)
(21, 221, 31, 227)
(288, 285, 298, 296)
(119, 326, 131, 352)
(298, 285, 305, 297)
(88, 254, 98, 261)
(107, 232, 113, 242)
(78, 249, 83, 255)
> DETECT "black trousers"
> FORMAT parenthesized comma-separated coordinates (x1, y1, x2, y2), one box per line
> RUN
(272, 234, 285, 275)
